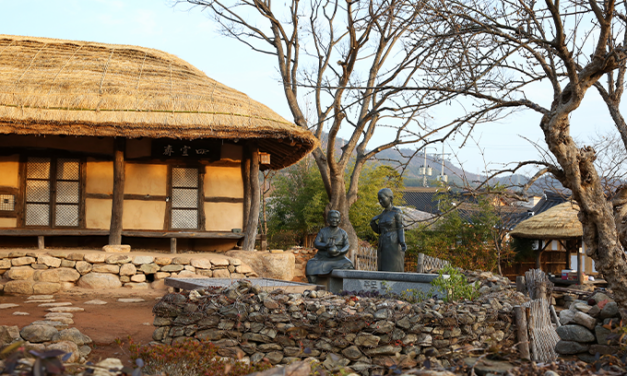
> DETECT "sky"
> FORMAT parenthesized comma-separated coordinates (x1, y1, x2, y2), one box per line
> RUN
(0, 0, 621, 176)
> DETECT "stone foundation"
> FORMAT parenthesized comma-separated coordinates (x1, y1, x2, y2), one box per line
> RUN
(151, 279, 524, 375)
(0, 250, 257, 295)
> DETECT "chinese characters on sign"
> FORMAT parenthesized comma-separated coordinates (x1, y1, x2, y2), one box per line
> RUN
(362, 280, 389, 291)
(153, 140, 220, 161)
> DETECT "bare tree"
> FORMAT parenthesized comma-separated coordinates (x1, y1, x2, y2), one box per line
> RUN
(178, 0, 462, 248)
(421, 0, 627, 309)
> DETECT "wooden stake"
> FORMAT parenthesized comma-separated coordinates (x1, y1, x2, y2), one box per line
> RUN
(550, 305, 561, 327)
(108, 139, 125, 245)
(37, 236, 44, 250)
(416, 253, 424, 273)
(170, 238, 177, 254)
(243, 147, 260, 251)
(577, 247, 583, 285)
(516, 276, 527, 295)
(514, 306, 531, 360)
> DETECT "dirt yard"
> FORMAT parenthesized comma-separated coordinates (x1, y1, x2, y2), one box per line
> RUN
(0, 287, 165, 366)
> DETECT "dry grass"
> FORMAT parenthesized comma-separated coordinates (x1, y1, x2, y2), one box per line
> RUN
(510, 201, 582, 239)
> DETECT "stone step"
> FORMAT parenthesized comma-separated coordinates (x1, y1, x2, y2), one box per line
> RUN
(39, 302, 72, 307)
(47, 307, 84, 312)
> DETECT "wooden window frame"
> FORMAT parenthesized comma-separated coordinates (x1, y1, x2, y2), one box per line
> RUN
(166, 164, 205, 231)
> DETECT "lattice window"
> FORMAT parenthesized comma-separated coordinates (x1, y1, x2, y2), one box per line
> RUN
(171, 167, 199, 229)
(24, 157, 81, 227)
(0, 195, 15, 211)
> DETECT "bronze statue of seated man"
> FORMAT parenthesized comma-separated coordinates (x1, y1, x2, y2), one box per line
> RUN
(306, 210, 354, 284)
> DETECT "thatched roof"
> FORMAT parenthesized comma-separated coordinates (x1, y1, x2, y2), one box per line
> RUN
(0, 35, 317, 169)
(509, 202, 583, 239)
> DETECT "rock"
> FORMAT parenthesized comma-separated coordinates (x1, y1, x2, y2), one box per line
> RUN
(47, 317, 74, 325)
(77, 273, 122, 289)
(84, 299, 108, 305)
(0, 325, 20, 345)
(140, 263, 160, 274)
(160, 264, 184, 272)
(151, 280, 167, 290)
(45, 312, 73, 318)
(20, 324, 58, 343)
(590, 292, 613, 304)
(463, 358, 514, 376)
(556, 325, 595, 342)
(12, 257, 36, 266)
(191, 259, 212, 269)
(102, 245, 131, 253)
(589, 344, 619, 355)
(574, 303, 592, 313)
(106, 255, 132, 265)
(84, 253, 106, 263)
(47, 307, 84, 312)
(172, 257, 191, 265)
(600, 302, 619, 319)
(236, 264, 254, 274)
(57, 268, 81, 282)
(92, 264, 120, 274)
(94, 358, 123, 376)
(34, 269, 60, 282)
(555, 340, 590, 355)
(265, 351, 284, 364)
(37, 256, 61, 268)
(51, 327, 92, 345)
(13, 312, 29, 316)
(60, 260, 76, 268)
(46, 341, 79, 363)
(130, 274, 146, 282)
(0, 258, 11, 269)
(559, 309, 576, 325)
(154, 257, 172, 266)
(213, 269, 231, 278)
(226, 250, 295, 280)
(364, 345, 402, 356)
(67, 253, 84, 261)
(118, 298, 145, 303)
(33, 282, 61, 294)
(355, 333, 380, 348)
(75, 261, 92, 275)
(595, 325, 612, 345)
(6, 266, 35, 280)
(28, 295, 55, 300)
(342, 345, 363, 360)
(155, 272, 170, 279)
(574, 312, 597, 330)
(131, 256, 154, 265)
(0, 303, 20, 309)
(79, 345, 91, 357)
(4, 280, 34, 294)
(119, 263, 137, 276)
(39, 302, 72, 307)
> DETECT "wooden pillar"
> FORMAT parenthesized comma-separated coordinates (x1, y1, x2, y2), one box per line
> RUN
(242, 157, 251, 231)
(516, 276, 527, 295)
(170, 238, 177, 254)
(38, 236, 44, 250)
(535, 249, 542, 270)
(108, 139, 125, 245)
(243, 147, 260, 251)
(416, 253, 424, 273)
(514, 306, 530, 360)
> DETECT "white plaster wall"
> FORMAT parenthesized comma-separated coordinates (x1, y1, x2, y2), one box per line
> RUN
(204, 166, 243, 198)
(204, 202, 243, 231)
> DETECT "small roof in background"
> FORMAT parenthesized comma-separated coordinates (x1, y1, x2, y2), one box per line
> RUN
(402, 187, 444, 214)
(509, 202, 582, 239)
(0, 34, 318, 170)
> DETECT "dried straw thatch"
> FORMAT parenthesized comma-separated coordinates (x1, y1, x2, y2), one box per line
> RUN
(0, 35, 317, 169)
(509, 202, 582, 239)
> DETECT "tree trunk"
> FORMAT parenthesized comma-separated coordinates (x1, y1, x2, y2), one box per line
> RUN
(243, 147, 260, 251)
(327, 171, 359, 254)
(543, 113, 627, 315)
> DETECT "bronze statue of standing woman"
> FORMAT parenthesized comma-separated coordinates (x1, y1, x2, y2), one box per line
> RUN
(370, 188, 406, 272)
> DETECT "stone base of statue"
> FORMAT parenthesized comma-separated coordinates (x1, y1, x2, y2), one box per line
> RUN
(327, 270, 447, 298)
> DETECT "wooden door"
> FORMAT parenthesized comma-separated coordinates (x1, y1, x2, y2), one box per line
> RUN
(170, 167, 199, 230)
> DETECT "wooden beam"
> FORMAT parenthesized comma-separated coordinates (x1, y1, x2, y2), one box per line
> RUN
(198, 167, 206, 231)
(121, 230, 244, 239)
(0, 229, 109, 236)
(38, 236, 45, 250)
(108, 139, 125, 245)
(205, 197, 244, 203)
(242, 147, 259, 251)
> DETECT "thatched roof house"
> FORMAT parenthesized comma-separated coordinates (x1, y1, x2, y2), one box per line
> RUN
(0, 34, 317, 252)
(509, 202, 582, 239)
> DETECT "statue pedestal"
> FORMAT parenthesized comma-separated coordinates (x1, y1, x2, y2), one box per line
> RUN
(329, 270, 447, 298)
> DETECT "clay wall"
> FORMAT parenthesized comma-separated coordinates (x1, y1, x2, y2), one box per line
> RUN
(0, 135, 114, 155)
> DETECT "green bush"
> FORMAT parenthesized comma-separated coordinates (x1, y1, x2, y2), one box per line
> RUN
(431, 265, 481, 302)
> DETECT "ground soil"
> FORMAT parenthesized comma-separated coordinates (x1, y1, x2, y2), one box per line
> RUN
(0, 287, 166, 367)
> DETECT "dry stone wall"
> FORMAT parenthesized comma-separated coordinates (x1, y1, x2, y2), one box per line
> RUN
(151, 279, 525, 375)
(0, 251, 257, 295)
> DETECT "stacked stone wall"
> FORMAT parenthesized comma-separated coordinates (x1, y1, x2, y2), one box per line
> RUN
(290, 247, 317, 282)
(0, 251, 257, 295)
(151, 280, 524, 375)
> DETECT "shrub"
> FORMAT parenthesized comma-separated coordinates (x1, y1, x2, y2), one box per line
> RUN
(128, 338, 271, 376)
(431, 265, 480, 302)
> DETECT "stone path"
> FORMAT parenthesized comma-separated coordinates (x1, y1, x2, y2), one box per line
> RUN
(0, 303, 20, 309)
